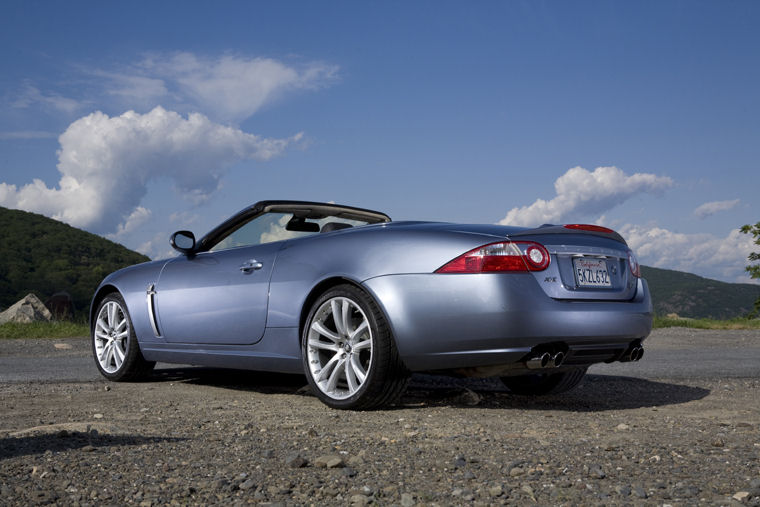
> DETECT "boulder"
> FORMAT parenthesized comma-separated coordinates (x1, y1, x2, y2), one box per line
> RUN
(0, 294, 54, 324)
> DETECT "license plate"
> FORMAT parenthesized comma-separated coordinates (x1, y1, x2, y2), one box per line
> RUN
(573, 258, 611, 287)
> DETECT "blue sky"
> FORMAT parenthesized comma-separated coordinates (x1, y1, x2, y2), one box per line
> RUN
(1, 1, 758, 282)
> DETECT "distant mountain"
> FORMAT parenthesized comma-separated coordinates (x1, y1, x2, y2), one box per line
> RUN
(642, 265, 760, 319)
(0, 207, 150, 317)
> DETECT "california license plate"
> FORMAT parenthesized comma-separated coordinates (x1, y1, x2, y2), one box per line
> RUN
(573, 258, 611, 287)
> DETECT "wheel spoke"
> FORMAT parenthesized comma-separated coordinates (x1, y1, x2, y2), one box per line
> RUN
(311, 321, 340, 342)
(98, 343, 110, 362)
(113, 343, 125, 368)
(344, 358, 358, 392)
(349, 320, 368, 341)
(353, 339, 371, 351)
(107, 302, 117, 327)
(325, 357, 346, 393)
(96, 318, 109, 333)
(308, 338, 339, 352)
(114, 318, 127, 333)
(115, 330, 129, 340)
(317, 353, 341, 382)
(350, 354, 367, 383)
(331, 300, 347, 336)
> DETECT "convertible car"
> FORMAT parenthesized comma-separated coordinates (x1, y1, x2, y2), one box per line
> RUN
(91, 200, 652, 409)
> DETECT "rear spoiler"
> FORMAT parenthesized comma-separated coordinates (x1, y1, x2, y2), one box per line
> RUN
(508, 224, 627, 246)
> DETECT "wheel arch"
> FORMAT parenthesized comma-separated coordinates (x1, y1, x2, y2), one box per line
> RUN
(297, 277, 402, 361)
(89, 284, 120, 332)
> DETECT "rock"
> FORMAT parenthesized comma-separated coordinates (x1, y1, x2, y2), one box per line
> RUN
(632, 486, 647, 498)
(341, 466, 356, 477)
(615, 485, 631, 496)
(0, 294, 53, 324)
(733, 491, 750, 502)
(488, 485, 503, 497)
(350, 494, 369, 505)
(400, 492, 415, 507)
(615, 423, 630, 431)
(453, 456, 466, 468)
(93, 414, 104, 419)
(509, 466, 524, 477)
(285, 454, 308, 468)
(81, 445, 95, 452)
(315, 455, 344, 468)
(451, 388, 481, 406)
(54, 343, 73, 350)
(239, 479, 255, 490)
(588, 464, 606, 479)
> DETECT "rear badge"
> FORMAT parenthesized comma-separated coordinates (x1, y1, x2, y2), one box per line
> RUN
(544, 276, 557, 283)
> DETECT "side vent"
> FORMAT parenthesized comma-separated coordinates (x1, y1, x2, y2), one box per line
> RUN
(146, 283, 162, 337)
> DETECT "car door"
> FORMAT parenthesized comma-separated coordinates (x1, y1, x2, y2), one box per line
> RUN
(154, 241, 282, 345)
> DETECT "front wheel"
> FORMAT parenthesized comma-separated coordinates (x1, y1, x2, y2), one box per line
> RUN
(302, 284, 408, 410)
(92, 293, 155, 381)
(501, 368, 587, 396)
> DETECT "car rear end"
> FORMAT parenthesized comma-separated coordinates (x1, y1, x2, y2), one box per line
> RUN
(361, 223, 652, 375)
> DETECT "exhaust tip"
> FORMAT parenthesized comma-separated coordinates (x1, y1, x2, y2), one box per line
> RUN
(635, 347, 644, 361)
(526, 352, 552, 369)
(551, 351, 565, 368)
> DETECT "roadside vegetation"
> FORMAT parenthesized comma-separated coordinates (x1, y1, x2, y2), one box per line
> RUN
(653, 315, 760, 330)
(0, 321, 89, 339)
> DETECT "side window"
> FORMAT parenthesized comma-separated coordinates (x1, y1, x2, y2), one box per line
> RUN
(209, 213, 319, 252)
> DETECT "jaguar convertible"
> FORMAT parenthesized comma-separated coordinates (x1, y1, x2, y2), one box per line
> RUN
(91, 200, 652, 409)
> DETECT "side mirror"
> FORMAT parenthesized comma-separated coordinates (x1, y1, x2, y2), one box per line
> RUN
(170, 230, 196, 255)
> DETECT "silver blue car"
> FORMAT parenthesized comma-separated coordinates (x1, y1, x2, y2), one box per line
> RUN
(91, 200, 652, 409)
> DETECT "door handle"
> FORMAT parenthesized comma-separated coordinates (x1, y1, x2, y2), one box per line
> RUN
(239, 260, 264, 273)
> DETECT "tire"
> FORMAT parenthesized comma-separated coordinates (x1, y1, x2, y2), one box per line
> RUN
(501, 368, 587, 396)
(302, 284, 408, 410)
(92, 292, 155, 381)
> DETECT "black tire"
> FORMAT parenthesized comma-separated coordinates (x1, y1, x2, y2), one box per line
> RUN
(92, 292, 155, 381)
(501, 368, 587, 396)
(301, 284, 408, 410)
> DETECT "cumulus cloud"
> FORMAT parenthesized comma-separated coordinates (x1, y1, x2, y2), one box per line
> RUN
(0, 106, 302, 233)
(621, 223, 755, 283)
(100, 52, 339, 123)
(498, 166, 673, 227)
(107, 206, 152, 240)
(694, 199, 740, 219)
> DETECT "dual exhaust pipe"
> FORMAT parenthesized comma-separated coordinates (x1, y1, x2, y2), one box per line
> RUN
(525, 351, 565, 370)
(622, 345, 644, 362)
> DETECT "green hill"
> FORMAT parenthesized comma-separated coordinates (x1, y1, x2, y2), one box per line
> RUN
(0, 207, 149, 317)
(642, 265, 760, 319)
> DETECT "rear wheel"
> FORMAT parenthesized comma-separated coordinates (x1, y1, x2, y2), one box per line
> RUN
(92, 293, 155, 381)
(501, 368, 587, 396)
(302, 284, 408, 410)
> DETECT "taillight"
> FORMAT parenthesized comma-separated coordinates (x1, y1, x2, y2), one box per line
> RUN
(627, 249, 641, 278)
(563, 224, 615, 234)
(436, 241, 550, 273)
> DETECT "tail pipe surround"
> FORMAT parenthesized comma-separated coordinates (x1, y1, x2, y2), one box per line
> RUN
(525, 351, 566, 370)
(621, 345, 645, 362)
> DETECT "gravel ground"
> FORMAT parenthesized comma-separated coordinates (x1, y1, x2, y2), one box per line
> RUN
(1, 329, 759, 506)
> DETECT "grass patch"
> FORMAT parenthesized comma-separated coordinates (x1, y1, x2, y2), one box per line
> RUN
(0, 320, 89, 339)
(653, 315, 760, 330)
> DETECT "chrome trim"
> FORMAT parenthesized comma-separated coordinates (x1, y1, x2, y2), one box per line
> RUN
(146, 283, 161, 337)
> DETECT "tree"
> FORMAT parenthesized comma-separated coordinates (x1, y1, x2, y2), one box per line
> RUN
(740, 222, 760, 318)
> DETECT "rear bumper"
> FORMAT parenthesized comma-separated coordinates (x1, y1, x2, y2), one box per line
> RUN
(362, 273, 652, 371)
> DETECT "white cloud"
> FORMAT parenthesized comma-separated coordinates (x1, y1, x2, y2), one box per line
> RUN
(100, 52, 339, 123)
(621, 223, 756, 283)
(498, 166, 673, 227)
(0, 106, 302, 234)
(12, 83, 81, 114)
(694, 199, 740, 219)
(107, 206, 152, 240)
